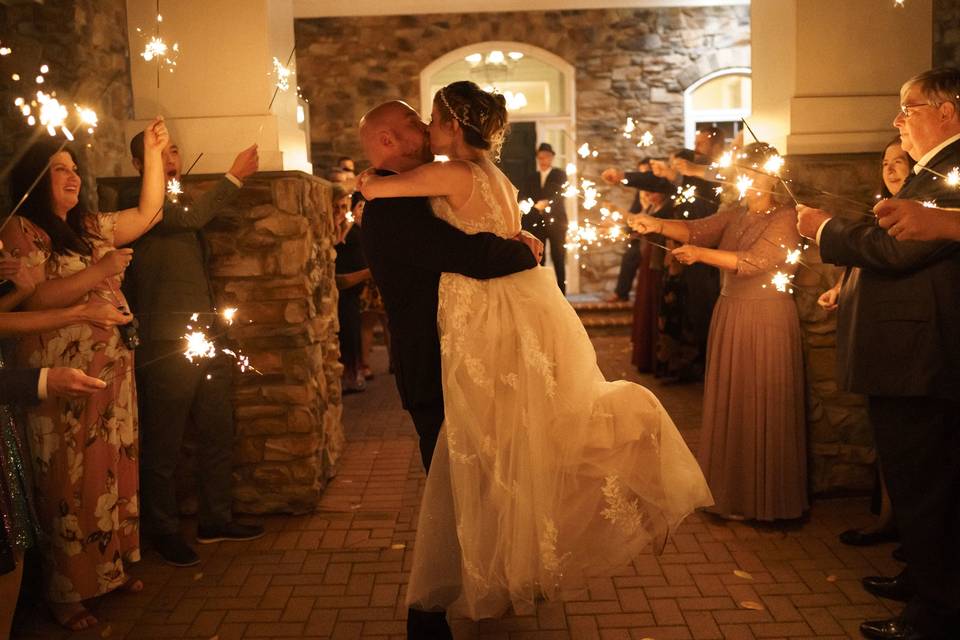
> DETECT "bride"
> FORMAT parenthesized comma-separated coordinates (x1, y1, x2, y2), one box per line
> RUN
(359, 80, 713, 620)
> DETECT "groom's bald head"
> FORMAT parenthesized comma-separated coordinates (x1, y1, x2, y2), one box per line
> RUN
(359, 101, 432, 172)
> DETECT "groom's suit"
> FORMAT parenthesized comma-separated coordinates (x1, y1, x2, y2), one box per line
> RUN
(818, 138, 960, 638)
(360, 170, 537, 472)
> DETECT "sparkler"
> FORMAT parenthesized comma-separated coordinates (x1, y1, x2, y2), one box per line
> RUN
(0, 44, 11, 56)
(519, 198, 535, 215)
(736, 175, 754, 200)
(637, 131, 655, 148)
(769, 271, 794, 293)
(785, 248, 802, 265)
(577, 143, 598, 159)
(622, 117, 636, 138)
(166, 177, 182, 202)
(183, 330, 217, 362)
(947, 167, 960, 187)
(921, 200, 937, 208)
(267, 45, 297, 111)
(565, 162, 577, 176)
(137, 3, 179, 89)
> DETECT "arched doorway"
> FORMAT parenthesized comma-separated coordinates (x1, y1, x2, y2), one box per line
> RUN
(683, 67, 752, 149)
(420, 42, 583, 292)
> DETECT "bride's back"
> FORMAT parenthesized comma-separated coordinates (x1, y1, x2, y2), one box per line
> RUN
(431, 158, 522, 239)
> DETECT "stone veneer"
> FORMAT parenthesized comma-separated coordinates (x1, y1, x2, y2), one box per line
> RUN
(99, 172, 344, 514)
(295, 7, 750, 294)
(0, 0, 133, 212)
(934, 0, 960, 68)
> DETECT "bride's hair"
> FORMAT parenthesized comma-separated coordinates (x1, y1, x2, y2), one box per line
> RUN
(434, 81, 509, 159)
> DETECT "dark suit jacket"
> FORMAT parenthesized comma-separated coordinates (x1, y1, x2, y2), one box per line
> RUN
(820, 138, 960, 401)
(519, 167, 568, 232)
(0, 368, 40, 404)
(118, 177, 241, 342)
(360, 174, 538, 412)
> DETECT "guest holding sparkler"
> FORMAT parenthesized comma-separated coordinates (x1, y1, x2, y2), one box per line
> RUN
(518, 142, 568, 293)
(797, 68, 960, 640)
(333, 186, 371, 393)
(631, 142, 807, 521)
(818, 137, 914, 553)
(0, 117, 169, 631)
(117, 132, 263, 569)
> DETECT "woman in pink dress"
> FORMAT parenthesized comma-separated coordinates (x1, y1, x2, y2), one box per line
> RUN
(0, 118, 168, 630)
(632, 142, 807, 521)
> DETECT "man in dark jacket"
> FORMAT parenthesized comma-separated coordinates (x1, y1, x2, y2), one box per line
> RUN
(119, 133, 262, 567)
(358, 100, 540, 640)
(798, 67, 960, 640)
(518, 142, 568, 292)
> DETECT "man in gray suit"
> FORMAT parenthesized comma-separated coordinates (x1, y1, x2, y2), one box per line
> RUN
(799, 67, 960, 640)
(119, 134, 262, 567)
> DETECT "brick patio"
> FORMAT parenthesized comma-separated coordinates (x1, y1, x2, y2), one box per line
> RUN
(13, 335, 903, 640)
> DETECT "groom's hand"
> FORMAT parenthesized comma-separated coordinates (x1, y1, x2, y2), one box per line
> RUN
(514, 231, 544, 263)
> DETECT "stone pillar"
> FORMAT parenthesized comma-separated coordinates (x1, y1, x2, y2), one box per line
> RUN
(750, 0, 933, 493)
(98, 171, 344, 514)
(122, 0, 310, 175)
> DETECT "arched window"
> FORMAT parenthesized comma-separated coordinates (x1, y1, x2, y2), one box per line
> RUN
(683, 68, 752, 149)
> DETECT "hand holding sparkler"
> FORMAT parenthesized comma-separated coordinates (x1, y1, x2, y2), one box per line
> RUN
(671, 244, 702, 266)
(78, 301, 133, 329)
(628, 213, 664, 236)
(796, 204, 832, 242)
(228, 144, 259, 182)
(95, 248, 134, 278)
(875, 198, 960, 241)
(600, 168, 625, 185)
(817, 283, 841, 312)
(143, 116, 170, 153)
(46, 367, 107, 398)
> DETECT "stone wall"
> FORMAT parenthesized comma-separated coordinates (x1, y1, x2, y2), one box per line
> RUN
(0, 0, 133, 212)
(99, 172, 344, 514)
(295, 7, 750, 294)
(934, 0, 960, 67)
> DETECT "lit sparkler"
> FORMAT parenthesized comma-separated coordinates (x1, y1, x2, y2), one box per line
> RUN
(577, 143, 598, 159)
(519, 198, 535, 215)
(946, 167, 960, 187)
(770, 271, 794, 293)
(637, 131, 655, 147)
(0, 44, 11, 56)
(675, 184, 697, 205)
(183, 331, 217, 362)
(736, 175, 754, 200)
(76, 105, 98, 133)
(272, 56, 292, 92)
(762, 154, 785, 176)
(921, 200, 937, 208)
(166, 177, 183, 202)
(622, 117, 636, 138)
(715, 150, 734, 168)
(565, 162, 577, 176)
(785, 248, 802, 265)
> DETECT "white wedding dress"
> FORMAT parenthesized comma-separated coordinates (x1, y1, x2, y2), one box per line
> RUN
(406, 157, 713, 620)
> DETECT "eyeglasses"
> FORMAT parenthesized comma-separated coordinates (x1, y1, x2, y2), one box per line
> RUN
(898, 102, 936, 118)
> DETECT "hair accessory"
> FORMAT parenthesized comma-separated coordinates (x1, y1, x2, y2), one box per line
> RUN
(439, 86, 485, 136)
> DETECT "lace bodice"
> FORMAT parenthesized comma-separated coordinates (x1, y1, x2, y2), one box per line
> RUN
(430, 159, 522, 239)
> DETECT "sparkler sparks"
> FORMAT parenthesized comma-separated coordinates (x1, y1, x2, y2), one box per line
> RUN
(565, 162, 577, 176)
(675, 184, 697, 205)
(762, 154, 785, 176)
(736, 175, 754, 200)
(715, 150, 734, 169)
(637, 131, 655, 147)
(0, 44, 11, 56)
(946, 167, 960, 187)
(183, 331, 217, 362)
(166, 177, 182, 201)
(785, 248, 802, 265)
(770, 271, 794, 293)
(577, 143, 598, 159)
(272, 56, 292, 92)
(138, 32, 179, 71)
(921, 200, 937, 208)
(622, 117, 636, 138)
(519, 198, 535, 215)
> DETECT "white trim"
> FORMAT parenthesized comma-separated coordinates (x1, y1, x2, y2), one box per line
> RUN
(682, 66, 752, 148)
(295, 0, 750, 18)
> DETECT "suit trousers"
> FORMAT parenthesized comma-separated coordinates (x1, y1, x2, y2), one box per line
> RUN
(137, 340, 235, 536)
(408, 404, 444, 475)
(614, 239, 642, 300)
(869, 395, 960, 636)
(530, 221, 567, 294)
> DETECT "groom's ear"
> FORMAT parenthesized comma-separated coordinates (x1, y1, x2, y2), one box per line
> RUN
(378, 130, 395, 149)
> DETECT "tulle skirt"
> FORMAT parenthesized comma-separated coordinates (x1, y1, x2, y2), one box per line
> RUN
(406, 266, 713, 619)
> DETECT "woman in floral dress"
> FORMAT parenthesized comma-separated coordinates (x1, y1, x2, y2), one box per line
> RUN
(0, 117, 168, 630)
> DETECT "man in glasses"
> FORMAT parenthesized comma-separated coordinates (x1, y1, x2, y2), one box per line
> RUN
(798, 67, 960, 640)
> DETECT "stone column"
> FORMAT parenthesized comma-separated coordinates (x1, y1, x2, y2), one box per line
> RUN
(98, 171, 344, 514)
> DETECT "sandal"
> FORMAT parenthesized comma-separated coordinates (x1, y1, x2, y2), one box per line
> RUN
(50, 601, 98, 632)
(120, 578, 144, 593)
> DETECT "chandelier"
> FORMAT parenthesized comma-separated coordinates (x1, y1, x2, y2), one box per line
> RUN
(464, 49, 528, 112)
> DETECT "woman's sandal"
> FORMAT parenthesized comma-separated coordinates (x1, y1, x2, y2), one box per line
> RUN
(119, 578, 144, 593)
(50, 602, 98, 632)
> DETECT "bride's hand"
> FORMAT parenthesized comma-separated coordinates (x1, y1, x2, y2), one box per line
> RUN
(513, 231, 544, 263)
(671, 244, 701, 266)
(356, 168, 378, 200)
(629, 213, 661, 235)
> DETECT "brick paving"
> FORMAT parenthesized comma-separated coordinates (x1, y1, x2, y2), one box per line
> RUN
(12, 335, 903, 640)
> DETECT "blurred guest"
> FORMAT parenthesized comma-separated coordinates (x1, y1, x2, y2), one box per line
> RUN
(327, 168, 347, 183)
(0, 118, 168, 631)
(629, 184, 671, 373)
(633, 142, 807, 521)
(818, 137, 914, 550)
(352, 193, 391, 380)
(798, 68, 960, 640)
(338, 156, 356, 177)
(333, 186, 371, 393)
(118, 133, 263, 568)
(518, 142, 568, 293)
(606, 158, 652, 303)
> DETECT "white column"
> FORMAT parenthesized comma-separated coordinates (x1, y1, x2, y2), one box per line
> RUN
(751, 0, 933, 156)
(123, 0, 309, 175)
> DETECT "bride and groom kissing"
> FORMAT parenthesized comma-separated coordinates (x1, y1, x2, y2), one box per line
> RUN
(356, 81, 713, 638)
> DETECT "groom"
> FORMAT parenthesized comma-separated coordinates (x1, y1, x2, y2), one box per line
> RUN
(358, 100, 541, 639)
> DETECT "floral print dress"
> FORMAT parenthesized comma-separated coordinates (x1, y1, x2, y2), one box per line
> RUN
(1, 214, 139, 603)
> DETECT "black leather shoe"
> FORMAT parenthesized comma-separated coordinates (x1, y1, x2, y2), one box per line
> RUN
(153, 534, 200, 567)
(862, 572, 914, 602)
(892, 545, 906, 562)
(860, 617, 929, 639)
(197, 521, 265, 544)
(840, 527, 898, 546)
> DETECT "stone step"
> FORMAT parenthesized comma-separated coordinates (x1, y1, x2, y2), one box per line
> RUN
(568, 294, 633, 334)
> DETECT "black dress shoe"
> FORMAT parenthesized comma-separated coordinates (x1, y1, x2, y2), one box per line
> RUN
(153, 534, 200, 567)
(840, 527, 898, 546)
(862, 572, 914, 602)
(892, 545, 906, 562)
(197, 521, 265, 544)
(860, 617, 929, 639)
